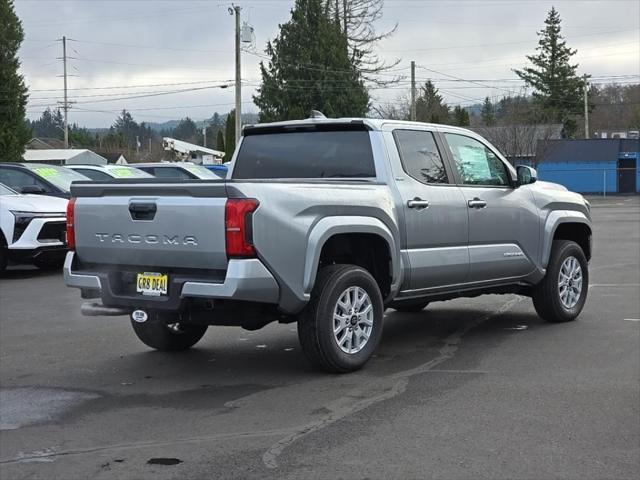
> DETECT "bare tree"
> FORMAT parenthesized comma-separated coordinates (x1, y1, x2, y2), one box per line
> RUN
(370, 92, 410, 120)
(324, 0, 401, 85)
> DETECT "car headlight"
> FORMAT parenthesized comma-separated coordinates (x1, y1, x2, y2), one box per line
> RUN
(10, 211, 65, 242)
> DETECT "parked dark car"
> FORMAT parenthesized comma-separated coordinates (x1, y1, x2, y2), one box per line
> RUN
(0, 163, 90, 199)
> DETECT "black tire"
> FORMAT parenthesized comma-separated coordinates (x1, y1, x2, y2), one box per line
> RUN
(532, 240, 589, 323)
(297, 264, 384, 373)
(0, 247, 7, 275)
(389, 299, 430, 312)
(131, 316, 208, 351)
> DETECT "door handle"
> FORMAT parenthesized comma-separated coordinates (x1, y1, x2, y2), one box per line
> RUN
(407, 198, 430, 209)
(467, 198, 487, 209)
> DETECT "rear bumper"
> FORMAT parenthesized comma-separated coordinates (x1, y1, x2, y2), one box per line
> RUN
(63, 252, 280, 310)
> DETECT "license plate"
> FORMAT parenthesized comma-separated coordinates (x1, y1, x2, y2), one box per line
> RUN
(136, 272, 168, 296)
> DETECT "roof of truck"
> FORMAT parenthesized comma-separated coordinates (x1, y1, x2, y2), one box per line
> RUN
(243, 117, 474, 135)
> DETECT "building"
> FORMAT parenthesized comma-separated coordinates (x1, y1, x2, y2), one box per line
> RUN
(95, 152, 128, 164)
(23, 149, 108, 166)
(534, 139, 640, 194)
(162, 137, 224, 164)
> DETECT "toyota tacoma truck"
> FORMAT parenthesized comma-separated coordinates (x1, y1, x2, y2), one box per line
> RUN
(64, 116, 592, 372)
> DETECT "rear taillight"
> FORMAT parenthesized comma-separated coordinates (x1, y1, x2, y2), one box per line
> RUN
(225, 198, 259, 258)
(66, 197, 76, 251)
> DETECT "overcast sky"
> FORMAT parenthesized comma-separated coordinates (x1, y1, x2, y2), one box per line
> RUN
(15, 0, 640, 128)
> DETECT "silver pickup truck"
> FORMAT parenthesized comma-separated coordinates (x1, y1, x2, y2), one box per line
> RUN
(64, 116, 592, 372)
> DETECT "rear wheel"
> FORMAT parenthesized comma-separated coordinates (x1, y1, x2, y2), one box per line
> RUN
(532, 240, 589, 323)
(131, 316, 208, 351)
(297, 264, 384, 373)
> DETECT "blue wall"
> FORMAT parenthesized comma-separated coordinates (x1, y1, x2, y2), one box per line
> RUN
(537, 161, 619, 193)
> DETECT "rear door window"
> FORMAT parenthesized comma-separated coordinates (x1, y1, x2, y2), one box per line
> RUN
(394, 130, 449, 184)
(233, 128, 375, 179)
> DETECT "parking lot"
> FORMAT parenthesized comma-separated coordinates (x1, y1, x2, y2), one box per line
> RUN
(0, 196, 638, 480)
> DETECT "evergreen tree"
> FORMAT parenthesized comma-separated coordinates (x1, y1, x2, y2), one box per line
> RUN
(481, 97, 496, 126)
(415, 81, 449, 124)
(224, 110, 236, 162)
(0, 0, 30, 162)
(514, 7, 586, 137)
(216, 129, 225, 154)
(29, 108, 64, 138)
(173, 117, 198, 143)
(254, 0, 369, 122)
(451, 105, 470, 127)
(113, 109, 139, 146)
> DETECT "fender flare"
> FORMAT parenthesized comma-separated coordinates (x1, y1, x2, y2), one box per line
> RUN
(541, 210, 592, 268)
(302, 216, 401, 297)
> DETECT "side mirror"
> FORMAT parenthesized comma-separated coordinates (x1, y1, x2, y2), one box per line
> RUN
(20, 185, 46, 194)
(516, 165, 537, 186)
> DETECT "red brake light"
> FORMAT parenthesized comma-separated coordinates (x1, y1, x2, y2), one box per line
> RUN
(225, 198, 259, 258)
(66, 197, 76, 251)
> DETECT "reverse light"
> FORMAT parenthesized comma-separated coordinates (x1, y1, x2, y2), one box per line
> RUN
(66, 197, 76, 250)
(225, 198, 259, 258)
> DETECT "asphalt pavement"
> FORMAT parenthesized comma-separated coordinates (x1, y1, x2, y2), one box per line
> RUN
(0, 196, 638, 480)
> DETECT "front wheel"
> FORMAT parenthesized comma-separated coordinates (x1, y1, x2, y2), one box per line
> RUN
(532, 240, 589, 323)
(131, 316, 208, 351)
(297, 264, 384, 373)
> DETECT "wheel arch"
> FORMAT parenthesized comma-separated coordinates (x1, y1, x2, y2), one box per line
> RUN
(303, 216, 401, 302)
(542, 211, 592, 268)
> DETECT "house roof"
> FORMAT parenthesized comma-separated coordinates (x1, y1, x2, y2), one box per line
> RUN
(23, 149, 92, 161)
(96, 152, 127, 163)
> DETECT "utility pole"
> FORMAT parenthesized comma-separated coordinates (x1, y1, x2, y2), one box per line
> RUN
(203, 126, 207, 148)
(410, 61, 416, 122)
(62, 36, 69, 148)
(233, 5, 242, 147)
(583, 75, 589, 139)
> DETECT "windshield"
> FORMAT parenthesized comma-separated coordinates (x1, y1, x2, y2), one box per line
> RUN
(0, 183, 18, 195)
(180, 164, 222, 179)
(25, 164, 89, 192)
(106, 166, 153, 178)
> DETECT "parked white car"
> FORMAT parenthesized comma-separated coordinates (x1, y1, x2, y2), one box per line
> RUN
(0, 183, 69, 273)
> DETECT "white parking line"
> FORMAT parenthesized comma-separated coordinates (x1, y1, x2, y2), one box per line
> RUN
(590, 284, 640, 288)
(623, 318, 640, 322)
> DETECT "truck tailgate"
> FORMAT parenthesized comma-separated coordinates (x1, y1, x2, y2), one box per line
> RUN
(72, 182, 228, 270)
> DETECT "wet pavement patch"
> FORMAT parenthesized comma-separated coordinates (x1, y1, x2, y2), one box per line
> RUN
(147, 458, 183, 466)
(0, 387, 99, 431)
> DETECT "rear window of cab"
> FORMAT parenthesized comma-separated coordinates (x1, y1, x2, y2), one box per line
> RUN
(233, 127, 375, 179)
